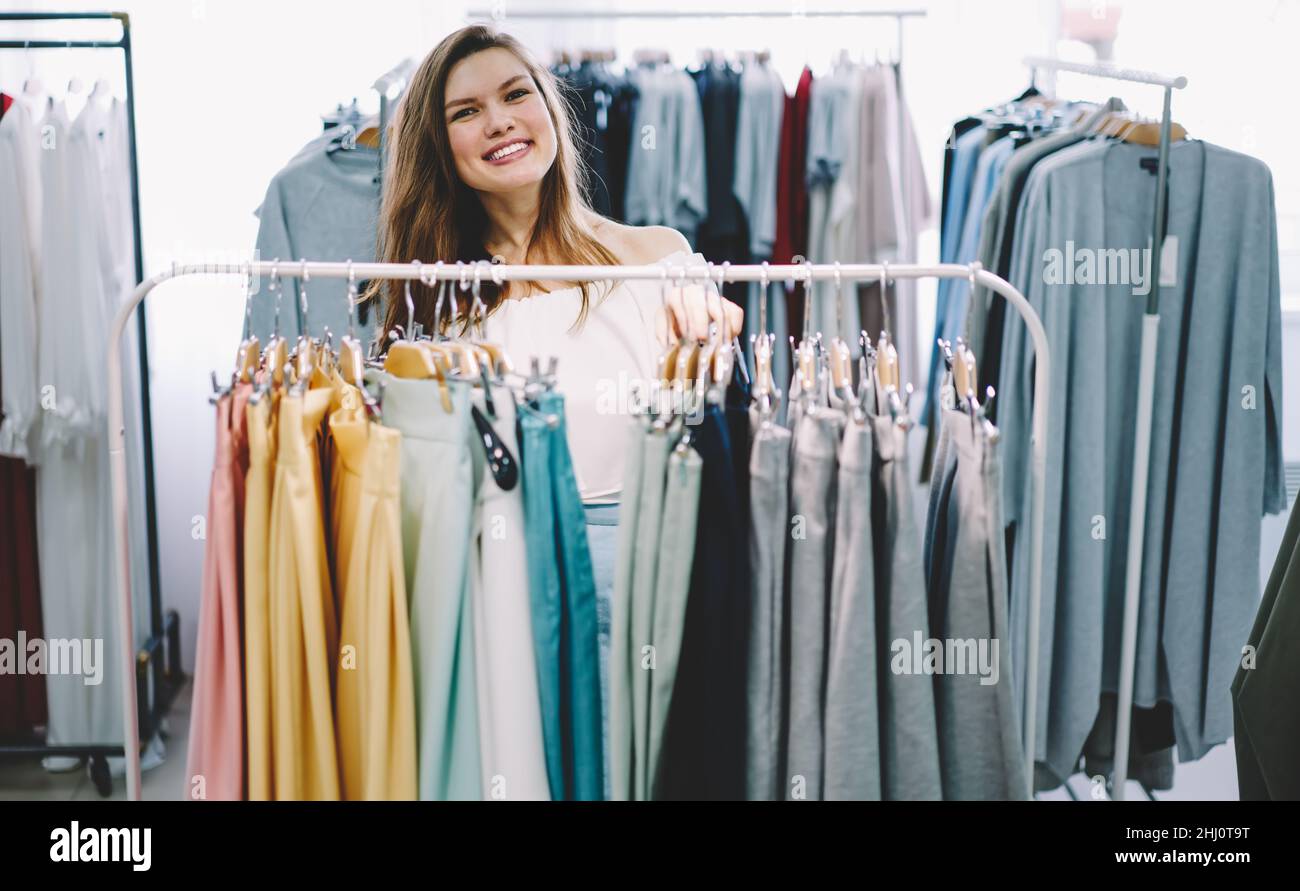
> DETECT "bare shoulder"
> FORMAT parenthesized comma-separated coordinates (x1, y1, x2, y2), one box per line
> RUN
(591, 218, 692, 264)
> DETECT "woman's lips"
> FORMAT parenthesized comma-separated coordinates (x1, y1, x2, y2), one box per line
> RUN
(483, 139, 533, 165)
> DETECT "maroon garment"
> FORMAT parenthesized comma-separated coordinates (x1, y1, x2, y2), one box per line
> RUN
(0, 92, 12, 119)
(0, 330, 48, 740)
(773, 67, 813, 341)
(0, 458, 47, 740)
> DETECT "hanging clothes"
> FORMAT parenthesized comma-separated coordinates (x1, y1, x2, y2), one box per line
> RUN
(186, 385, 251, 800)
(1233, 493, 1300, 800)
(243, 391, 277, 800)
(251, 141, 381, 344)
(924, 407, 1028, 800)
(0, 94, 40, 460)
(822, 418, 880, 800)
(267, 385, 340, 800)
(656, 386, 750, 801)
(733, 59, 791, 406)
(555, 60, 638, 222)
(870, 408, 943, 800)
(0, 437, 45, 741)
(329, 379, 417, 801)
(773, 66, 813, 344)
(468, 384, 550, 801)
(380, 374, 481, 801)
(624, 65, 708, 245)
(854, 64, 930, 392)
(518, 390, 604, 800)
(743, 410, 791, 800)
(997, 138, 1286, 788)
(783, 405, 844, 800)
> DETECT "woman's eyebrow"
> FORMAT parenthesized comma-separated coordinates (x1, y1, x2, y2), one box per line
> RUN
(446, 74, 528, 111)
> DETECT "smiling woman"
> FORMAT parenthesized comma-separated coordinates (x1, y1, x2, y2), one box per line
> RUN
(365, 24, 741, 340)
(363, 24, 742, 501)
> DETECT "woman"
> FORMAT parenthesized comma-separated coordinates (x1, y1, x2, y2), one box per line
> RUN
(370, 24, 742, 501)
(369, 25, 744, 799)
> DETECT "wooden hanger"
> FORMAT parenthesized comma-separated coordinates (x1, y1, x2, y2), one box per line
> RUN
(1118, 118, 1187, 146)
(875, 332, 899, 392)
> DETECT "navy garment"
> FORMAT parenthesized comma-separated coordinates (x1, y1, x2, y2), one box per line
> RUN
(556, 62, 638, 222)
(691, 64, 751, 307)
(657, 395, 750, 800)
(518, 392, 605, 800)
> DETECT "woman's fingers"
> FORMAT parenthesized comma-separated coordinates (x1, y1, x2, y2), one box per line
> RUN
(664, 285, 745, 342)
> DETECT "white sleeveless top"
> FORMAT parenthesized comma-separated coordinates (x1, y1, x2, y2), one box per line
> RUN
(482, 249, 708, 504)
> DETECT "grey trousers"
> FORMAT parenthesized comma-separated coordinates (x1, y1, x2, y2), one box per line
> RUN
(608, 420, 645, 802)
(926, 408, 1028, 800)
(823, 420, 882, 800)
(645, 444, 703, 798)
(871, 413, 943, 801)
(745, 413, 792, 801)
(783, 407, 845, 800)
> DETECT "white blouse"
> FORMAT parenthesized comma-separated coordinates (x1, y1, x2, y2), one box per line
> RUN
(483, 248, 711, 504)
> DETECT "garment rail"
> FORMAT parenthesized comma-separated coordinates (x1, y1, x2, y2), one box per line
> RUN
(107, 259, 1049, 802)
(1023, 55, 1188, 801)
(0, 9, 179, 799)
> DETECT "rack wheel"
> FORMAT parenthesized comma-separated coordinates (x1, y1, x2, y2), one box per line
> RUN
(88, 755, 113, 797)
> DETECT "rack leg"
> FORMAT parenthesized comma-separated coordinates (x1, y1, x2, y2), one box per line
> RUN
(1112, 313, 1160, 800)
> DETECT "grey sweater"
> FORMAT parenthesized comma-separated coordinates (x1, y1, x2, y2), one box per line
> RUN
(998, 138, 1285, 784)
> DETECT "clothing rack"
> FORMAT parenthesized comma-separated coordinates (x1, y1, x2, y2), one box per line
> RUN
(107, 258, 1049, 801)
(0, 10, 179, 797)
(467, 7, 923, 69)
(1022, 55, 1188, 801)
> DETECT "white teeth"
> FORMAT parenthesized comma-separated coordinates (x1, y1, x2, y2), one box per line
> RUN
(488, 141, 527, 160)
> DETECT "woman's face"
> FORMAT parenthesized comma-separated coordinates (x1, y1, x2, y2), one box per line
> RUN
(443, 47, 557, 196)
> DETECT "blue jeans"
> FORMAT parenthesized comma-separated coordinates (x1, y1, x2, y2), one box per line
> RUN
(584, 503, 619, 803)
(518, 392, 604, 800)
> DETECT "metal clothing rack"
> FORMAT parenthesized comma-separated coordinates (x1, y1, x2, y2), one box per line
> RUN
(1022, 55, 1188, 802)
(0, 11, 180, 797)
(107, 258, 1050, 801)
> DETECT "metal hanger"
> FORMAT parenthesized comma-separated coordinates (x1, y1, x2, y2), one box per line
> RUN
(262, 259, 289, 390)
(383, 263, 452, 412)
(338, 261, 366, 387)
(233, 267, 260, 385)
(750, 261, 780, 422)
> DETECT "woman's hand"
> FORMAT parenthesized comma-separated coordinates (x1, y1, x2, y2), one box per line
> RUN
(655, 283, 745, 346)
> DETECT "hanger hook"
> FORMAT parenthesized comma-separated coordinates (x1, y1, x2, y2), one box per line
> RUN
(758, 260, 769, 337)
(833, 261, 845, 342)
(880, 260, 892, 335)
(345, 260, 358, 339)
(717, 261, 732, 340)
(432, 260, 447, 334)
(472, 261, 487, 336)
(299, 259, 311, 337)
(241, 265, 255, 342)
(404, 261, 418, 339)
(270, 258, 282, 339)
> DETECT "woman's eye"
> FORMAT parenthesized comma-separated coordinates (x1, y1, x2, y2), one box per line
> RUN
(451, 107, 475, 121)
(506, 88, 530, 101)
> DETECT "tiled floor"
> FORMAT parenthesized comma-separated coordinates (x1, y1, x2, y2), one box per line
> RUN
(0, 683, 192, 802)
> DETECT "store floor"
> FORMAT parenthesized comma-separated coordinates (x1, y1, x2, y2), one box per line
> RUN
(0, 684, 192, 802)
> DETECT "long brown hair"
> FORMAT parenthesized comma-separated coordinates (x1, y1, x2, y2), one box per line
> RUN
(364, 25, 617, 339)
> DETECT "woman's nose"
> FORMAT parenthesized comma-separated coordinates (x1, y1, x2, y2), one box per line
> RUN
(483, 106, 514, 139)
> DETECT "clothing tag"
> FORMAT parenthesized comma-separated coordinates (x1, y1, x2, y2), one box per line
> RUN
(1159, 235, 1179, 287)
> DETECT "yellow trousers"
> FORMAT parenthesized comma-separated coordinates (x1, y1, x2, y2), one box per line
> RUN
(267, 387, 340, 800)
(330, 383, 417, 800)
(243, 393, 277, 801)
